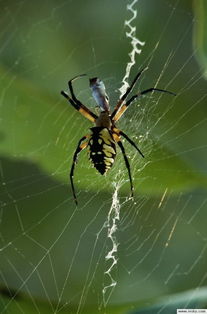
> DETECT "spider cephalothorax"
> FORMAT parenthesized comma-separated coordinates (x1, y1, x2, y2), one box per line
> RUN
(61, 68, 175, 204)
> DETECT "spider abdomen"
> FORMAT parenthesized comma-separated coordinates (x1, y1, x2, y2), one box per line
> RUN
(88, 127, 116, 175)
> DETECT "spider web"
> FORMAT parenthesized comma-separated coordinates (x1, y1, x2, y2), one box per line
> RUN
(1, 0, 207, 313)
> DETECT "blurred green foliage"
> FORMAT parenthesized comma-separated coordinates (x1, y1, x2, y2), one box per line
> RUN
(193, 0, 207, 78)
(1, 287, 207, 313)
(0, 0, 207, 313)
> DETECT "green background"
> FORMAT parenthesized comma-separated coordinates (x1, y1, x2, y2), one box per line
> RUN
(0, 0, 207, 313)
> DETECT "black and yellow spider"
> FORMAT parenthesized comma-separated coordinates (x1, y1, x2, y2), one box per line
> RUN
(61, 68, 175, 204)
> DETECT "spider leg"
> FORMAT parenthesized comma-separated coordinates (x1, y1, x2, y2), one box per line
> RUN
(113, 87, 176, 122)
(61, 74, 98, 123)
(70, 135, 88, 205)
(61, 91, 79, 110)
(68, 74, 86, 103)
(119, 130, 144, 158)
(111, 67, 147, 120)
(117, 140, 134, 198)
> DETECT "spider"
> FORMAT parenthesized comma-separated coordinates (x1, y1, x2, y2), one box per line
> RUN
(61, 68, 175, 204)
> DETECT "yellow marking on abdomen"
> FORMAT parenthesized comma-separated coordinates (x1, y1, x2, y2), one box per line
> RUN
(99, 128, 112, 145)
(103, 144, 115, 155)
(104, 151, 112, 157)
(104, 157, 114, 164)
(104, 161, 112, 166)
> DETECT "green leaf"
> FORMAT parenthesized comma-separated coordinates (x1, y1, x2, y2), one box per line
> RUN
(1, 287, 207, 314)
(137, 141, 207, 194)
(130, 288, 207, 314)
(193, 0, 207, 79)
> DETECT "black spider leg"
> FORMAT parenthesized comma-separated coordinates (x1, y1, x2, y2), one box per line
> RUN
(117, 141, 134, 198)
(61, 74, 98, 122)
(119, 130, 144, 158)
(70, 135, 88, 205)
(68, 74, 97, 120)
(61, 74, 86, 109)
(61, 91, 80, 110)
(125, 88, 176, 108)
(113, 87, 176, 122)
(111, 67, 147, 120)
(68, 74, 86, 103)
(120, 67, 148, 102)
